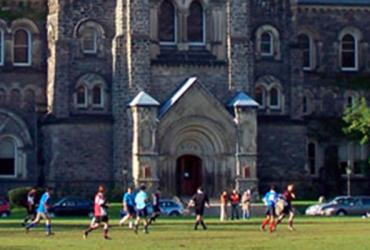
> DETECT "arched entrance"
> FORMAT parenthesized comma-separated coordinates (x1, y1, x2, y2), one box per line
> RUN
(176, 155, 202, 196)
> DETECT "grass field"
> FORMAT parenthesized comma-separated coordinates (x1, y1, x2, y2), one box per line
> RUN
(1, 208, 370, 250)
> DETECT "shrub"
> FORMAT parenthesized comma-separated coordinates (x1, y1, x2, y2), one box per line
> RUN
(8, 187, 43, 208)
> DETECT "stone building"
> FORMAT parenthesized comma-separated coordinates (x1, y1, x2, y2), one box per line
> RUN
(0, 0, 369, 198)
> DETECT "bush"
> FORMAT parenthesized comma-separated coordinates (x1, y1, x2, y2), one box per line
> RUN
(106, 186, 123, 203)
(8, 187, 43, 208)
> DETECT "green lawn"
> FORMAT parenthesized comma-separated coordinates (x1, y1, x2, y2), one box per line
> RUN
(0, 210, 369, 250)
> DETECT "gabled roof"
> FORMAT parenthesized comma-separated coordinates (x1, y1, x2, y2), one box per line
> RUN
(159, 77, 198, 117)
(129, 91, 160, 107)
(297, 0, 370, 6)
(227, 92, 259, 108)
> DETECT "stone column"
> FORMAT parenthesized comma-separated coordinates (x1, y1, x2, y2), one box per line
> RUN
(227, 0, 253, 92)
(129, 92, 160, 192)
(228, 93, 259, 193)
(46, 0, 71, 118)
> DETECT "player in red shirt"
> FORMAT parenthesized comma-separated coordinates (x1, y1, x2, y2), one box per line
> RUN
(277, 184, 296, 231)
(83, 185, 110, 239)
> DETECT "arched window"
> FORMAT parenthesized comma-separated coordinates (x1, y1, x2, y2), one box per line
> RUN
(187, 1, 205, 45)
(261, 32, 273, 56)
(307, 141, 317, 175)
(159, 0, 176, 45)
(13, 29, 31, 66)
(302, 96, 308, 114)
(255, 86, 266, 108)
(341, 34, 357, 70)
(298, 34, 311, 70)
(0, 29, 4, 65)
(75, 85, 87, 108)
(81, 27, 97, 54)
(92, 85, 103, 107)
(269, 87, 280, 109)
(0, 137, 16, 177)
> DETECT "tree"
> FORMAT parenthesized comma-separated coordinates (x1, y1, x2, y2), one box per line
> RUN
(343, 97, 370, 145)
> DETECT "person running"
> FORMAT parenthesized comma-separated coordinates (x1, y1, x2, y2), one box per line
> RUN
(148, 188, 161, 225)
(119, 187, 136, 228)
(134, 185, 149, 234)
(25, 187, 53, 236)
(241, 189, 252, 219)
(22, 187, 37, 226)
(260, 185, 279, 233)
(277, 184, 296, 231)
(230, 189, 240, 220)
(219, 191, 228, 221)
(83, 185, 110, 240)
(188, 187, 210, 230)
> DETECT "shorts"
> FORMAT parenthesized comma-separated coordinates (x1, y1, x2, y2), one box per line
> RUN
(93, 215, 109, 224)
(195, 207, 205, 216)
(127, 205, 136, 216)
(27, 206, 36, 215)
(265, 205, 276, 217)
(137, 208, 148, 218)
(153, 205, 160, 213)
(282, 204, 294, 215)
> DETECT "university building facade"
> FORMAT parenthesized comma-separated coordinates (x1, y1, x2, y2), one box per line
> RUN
(0, 0, 369, 197)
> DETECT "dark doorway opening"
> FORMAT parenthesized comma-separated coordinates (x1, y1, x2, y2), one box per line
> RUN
(176, 155, 202, 196)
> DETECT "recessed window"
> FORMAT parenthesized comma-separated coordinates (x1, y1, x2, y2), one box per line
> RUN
(298, 34, 311, 70)
(302, 96, 309, 114)
(187, 1, 205, 45)
(308, 142, 316, 175)
(82, 27, 97, 54)
(159, 0, 176, 45)
(255, 86, 266, 108)
(0, 29, 4, 66)
(0, 137, 16, 177)
(341, 34, 357, 71)
(13, 29, 31, 66)
(261, 32, 273, 56)
(269, 87, 280, 109)
(76, 85, 87, 108)
(92, 85, 103, 107)
(346, 95, 355, 109)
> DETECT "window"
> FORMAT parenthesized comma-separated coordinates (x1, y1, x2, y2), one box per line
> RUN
(261, 32, 273, 56)
(81, 27, 97, 54)
(308, 142, 316, 175)
(341, 34, 357, 71)
(76, 85, 87, 108)
(13, 29, 31, 66)
(269, 87, 280, 109)
(255, 86, 266, 108)
(159, 0, 176, 45)
(256, 25, 280, 59)
(92, 85, 103, 107)
(339, 143, 369, 176)
(187, 1, 205, 45)
(346, 95, 354, 109)
(0, 137, 16, 177)
(298, 34, 311, 70)
(0, 29, 4, 65)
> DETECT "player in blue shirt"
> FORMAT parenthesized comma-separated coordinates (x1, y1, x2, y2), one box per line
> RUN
(25, 187, 53, 236)
(133, 185, 149, 234)
(119, 187, 136, 228)
(260, 185, 279, 233)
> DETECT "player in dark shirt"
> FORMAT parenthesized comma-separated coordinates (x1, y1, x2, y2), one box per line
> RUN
(187, 187, 210, 230)
(148, 188, 161, 225)
(277, 184, 296, 231)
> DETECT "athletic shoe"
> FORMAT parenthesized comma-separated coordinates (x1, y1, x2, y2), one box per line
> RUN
(288, 225, 295, 231)
(260, 225, 265, 232)
(133, 225, 138, 234)
(46, 232, 54, 236)
(83, 231, 88, 239)
(104, 235, 111, 240)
